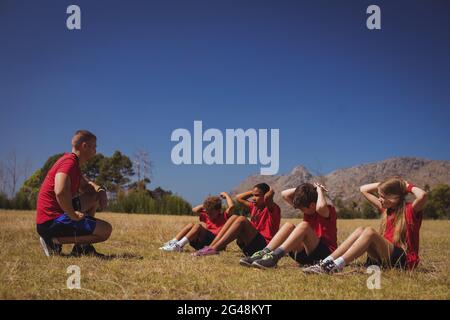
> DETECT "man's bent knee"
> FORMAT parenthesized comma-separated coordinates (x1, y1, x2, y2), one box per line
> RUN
(95, 220, 112, 241)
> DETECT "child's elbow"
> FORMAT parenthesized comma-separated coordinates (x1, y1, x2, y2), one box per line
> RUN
(420, 191, 428, 201)
(316, 205, 329, 216)
(281, 190, 289, 200)
(55, 188, 65, 198)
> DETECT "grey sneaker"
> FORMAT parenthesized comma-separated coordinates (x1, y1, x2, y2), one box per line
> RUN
(239, 249, 268, 267)
(303, 260, 340, 274)
(39, 237, 62, 257)
(252, 252, 280, 269)
(302, 262, 324, 274)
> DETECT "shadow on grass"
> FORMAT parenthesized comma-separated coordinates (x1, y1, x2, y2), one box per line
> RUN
(59, 252, 144, 260)
(351, 262, 440, 274)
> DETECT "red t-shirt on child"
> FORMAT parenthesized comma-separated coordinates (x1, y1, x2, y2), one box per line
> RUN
(199, 209, 231, 235)
(36, 153, 82, 224)
(248, 202, 281, 244)
(383, 203, 422, 269)
(303, 205, 338, 252)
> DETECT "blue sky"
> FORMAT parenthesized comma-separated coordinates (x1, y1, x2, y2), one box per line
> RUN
(1, 0, 449, 204)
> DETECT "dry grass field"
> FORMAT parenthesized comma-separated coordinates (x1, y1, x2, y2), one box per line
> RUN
(0, 210, 449, 300)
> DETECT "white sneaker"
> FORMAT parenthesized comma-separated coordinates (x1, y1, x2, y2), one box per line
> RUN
(162, 243, 183, 252)
(159, 239, 177, 250)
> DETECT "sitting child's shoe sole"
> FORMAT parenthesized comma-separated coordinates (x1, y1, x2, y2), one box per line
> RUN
(239, 259, 254, 267)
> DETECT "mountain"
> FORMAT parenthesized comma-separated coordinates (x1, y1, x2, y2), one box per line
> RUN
(231, 157, 450, 217)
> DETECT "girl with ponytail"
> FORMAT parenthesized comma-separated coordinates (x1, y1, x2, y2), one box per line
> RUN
(303, 177, 427, 274)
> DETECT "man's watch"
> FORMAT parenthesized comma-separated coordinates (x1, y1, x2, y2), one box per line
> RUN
(97, 185, 107, 193)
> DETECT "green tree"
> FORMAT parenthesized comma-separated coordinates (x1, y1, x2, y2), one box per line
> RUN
(108, 188, 192, 215)
(424, 184, 450, 219)
(0, 192, 10, 209)
(360, 200, 378, 219)
(81, 154, 105, 181)
(18, 153, 64, 209)
(97, 151, 134, 193)
(333, 197, 356, 219)
(17, 151, 135, 209)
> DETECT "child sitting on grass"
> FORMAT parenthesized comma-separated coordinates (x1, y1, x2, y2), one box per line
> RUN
(240, 182, 337, 269)
(192, 183, 281, 257)
(160, 192, 234, 252)
(303, 177, 427, 274)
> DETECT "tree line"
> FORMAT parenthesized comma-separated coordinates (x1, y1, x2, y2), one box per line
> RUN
(0, 151, 192, 215)
(0, 152, 448, 219)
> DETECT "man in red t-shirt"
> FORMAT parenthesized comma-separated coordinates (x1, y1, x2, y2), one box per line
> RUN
(240, 182, 337, 269)
(193, 183, 281, 257)
(36, 130, 112, 257)
(159, 192, 234, 252)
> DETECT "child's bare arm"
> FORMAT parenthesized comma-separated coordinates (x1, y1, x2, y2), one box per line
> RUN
(220, 192, 235, 214)
(263, 186, 275, 211)
(314, 183, 330, 218)
(236, 190, 253, 208)
(192, 204, 204, 215)
(281, 188, 296, 207)
(360, 182, 382, 212)
(407, 181, 428, 213)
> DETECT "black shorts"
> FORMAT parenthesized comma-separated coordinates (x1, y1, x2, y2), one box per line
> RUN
(237, 232, 267, 256)
(288, 238, 332, 266)
(189, 229, 216, 250)
(365, 246, 407, 269)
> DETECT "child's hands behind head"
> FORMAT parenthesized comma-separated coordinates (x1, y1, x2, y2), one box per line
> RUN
(219, 192, 228, 199)
(314, 182, 329, 192)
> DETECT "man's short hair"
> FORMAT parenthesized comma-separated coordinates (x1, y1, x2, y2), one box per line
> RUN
(72, 130, 97, 147)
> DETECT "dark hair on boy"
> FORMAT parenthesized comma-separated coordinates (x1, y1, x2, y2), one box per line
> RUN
(292, 183, 318, 209)
(254, 183, 270, 194)
(203, 196, 222, 213)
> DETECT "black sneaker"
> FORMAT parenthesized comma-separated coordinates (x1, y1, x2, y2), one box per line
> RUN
(239, 249, 269, 267)
(71, 244, 105, 257)
(39, 237, 62, 257)
(252, 252, 280, 269)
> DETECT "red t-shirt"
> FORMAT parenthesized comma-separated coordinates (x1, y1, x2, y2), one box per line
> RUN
(248, 202, 281, 244)
(36, 153, 82, 224)
(199, 208, 231, 235)
(303, 205, 338, 252)
(383, 203, 422, 269)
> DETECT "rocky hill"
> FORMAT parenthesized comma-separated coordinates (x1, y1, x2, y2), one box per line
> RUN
(232, 157, 450, 217)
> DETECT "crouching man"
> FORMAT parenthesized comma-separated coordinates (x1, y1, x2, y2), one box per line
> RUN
(36, 130, 112, 257)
